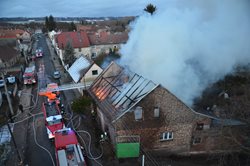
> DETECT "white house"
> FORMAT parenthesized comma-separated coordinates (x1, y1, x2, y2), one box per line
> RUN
(67, 56, 103, 94)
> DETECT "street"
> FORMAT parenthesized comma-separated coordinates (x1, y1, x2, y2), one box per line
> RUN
(6, 33, 108, 166)
(24, 34, 59, 166)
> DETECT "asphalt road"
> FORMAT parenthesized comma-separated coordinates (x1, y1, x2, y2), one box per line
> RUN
(24, 34, 60, 166)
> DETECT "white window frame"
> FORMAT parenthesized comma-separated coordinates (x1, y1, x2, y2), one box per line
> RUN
(154, 107, 160, 117)
(160, 132, 173, 141)
(134, 106, 143, 120)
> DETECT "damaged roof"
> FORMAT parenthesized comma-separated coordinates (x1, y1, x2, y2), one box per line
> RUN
(68, 56, 92, 83)
(88, 61, 158, 122)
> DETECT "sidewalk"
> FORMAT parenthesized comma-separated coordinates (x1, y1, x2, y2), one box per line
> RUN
(6, 87, 32, 166)
(45, 38, 81, 102)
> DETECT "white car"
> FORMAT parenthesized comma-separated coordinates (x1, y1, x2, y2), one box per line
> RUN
(0, 79, 4, 88)
(6, 76, 16, 84)
(53, 71, 61, 79)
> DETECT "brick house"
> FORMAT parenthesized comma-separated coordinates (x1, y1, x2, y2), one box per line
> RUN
(88, 61, 244, 156)
(55, 31, 91, 66)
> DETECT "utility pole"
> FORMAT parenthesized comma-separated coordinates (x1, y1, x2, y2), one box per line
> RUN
(1, 72, 14, 115)
(6, 121, 23, 164)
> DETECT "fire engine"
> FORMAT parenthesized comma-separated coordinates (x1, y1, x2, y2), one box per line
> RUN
(54, 128, 87, 166)
(42, 101, 64, 139)
(23, 65, 37, 85)
(45, 83, 61, 102)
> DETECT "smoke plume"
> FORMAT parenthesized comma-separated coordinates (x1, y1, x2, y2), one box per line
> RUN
(119, 0, 250, 106)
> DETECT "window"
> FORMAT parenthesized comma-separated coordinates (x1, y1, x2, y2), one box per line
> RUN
(92, 70, 98, 75)
(154, 107, 160, 117)
(91, 53, 97, 58)
(193, 137, 201, 144)
(134, 106, 143, 120)
(196, 123, 204, 130)
(160, 132, 173, 141)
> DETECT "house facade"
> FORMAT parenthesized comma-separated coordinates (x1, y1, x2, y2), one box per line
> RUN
(48, 30, 61, 47)
(88, 31, 128, 58)
(80, 63, 103, 87)
(55, 31, 91, 67)
(67, 56, 103, 94)
(88, 62, 243, 157)
(0, 29, 23, 68)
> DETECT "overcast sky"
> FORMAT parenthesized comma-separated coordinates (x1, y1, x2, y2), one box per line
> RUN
(0, 0, 167, 17)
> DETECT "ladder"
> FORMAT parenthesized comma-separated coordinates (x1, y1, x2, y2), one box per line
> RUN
(37, 62, 91, 93)
(39, 82, 91, 93)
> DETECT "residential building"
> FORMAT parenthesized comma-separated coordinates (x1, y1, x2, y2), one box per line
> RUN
(68, 56, 103, 94)
(48, 30, 61, 47)
(0, 29, 25, 39)
(18, 31, 31, 43)
(55, 31, 91, 67)
(0, 39, 20, 68)
(88, 61, 244, 157)
(88, 31, 128, 58)
(0, 29, 25, 68)
(17, 30, 32, 58)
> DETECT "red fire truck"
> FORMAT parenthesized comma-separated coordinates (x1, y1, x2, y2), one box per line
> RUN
(42, 101, 64, 139)
(54, 128, 87, 166)
(23, 65, 36, 85)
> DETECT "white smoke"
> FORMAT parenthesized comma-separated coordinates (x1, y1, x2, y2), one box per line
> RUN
(118, 0, 250, 106)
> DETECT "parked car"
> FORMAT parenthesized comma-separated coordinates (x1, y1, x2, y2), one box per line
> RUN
(6, 75, 16, 84)
(36, 47, 43, 57)
(0, 79, 4, 88)
(53, 71, 61, 79)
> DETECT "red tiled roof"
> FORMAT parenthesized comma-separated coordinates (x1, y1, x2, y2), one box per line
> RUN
(76, 25, 97, 32)
(0, 29, 25, 39)
(56, 31, 90, 49)
(88, 31, 128, 45)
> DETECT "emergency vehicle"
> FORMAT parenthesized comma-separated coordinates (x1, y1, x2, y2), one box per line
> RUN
(46, 83, 61, 102)
(23, 65, 36, 85)
(42, 101, 64, 139)
(36, 48, 43, 57)
(54, 128, 87, 166)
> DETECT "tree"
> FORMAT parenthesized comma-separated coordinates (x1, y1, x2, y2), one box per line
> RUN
(144, 3, 157, 15)
(71, 96, 92, 114)
(68, 21, 77, 31)
(63, 41, 76, 67)
(48, 15, 56, 31)
(45, 16, 49, 29)
(45, 15, 56, 31)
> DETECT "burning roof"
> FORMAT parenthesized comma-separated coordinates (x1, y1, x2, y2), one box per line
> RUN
(88, 61, 158, 122)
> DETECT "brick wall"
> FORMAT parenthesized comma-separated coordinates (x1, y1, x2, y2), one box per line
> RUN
(115, 86, 204, 154)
